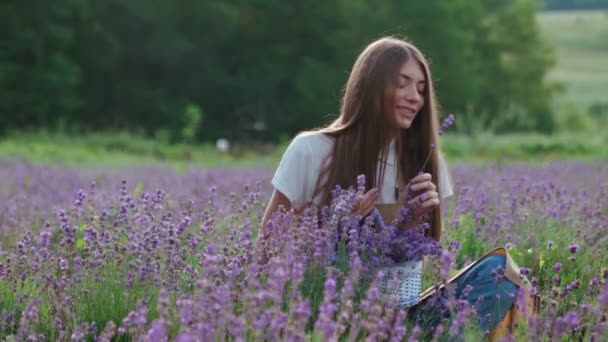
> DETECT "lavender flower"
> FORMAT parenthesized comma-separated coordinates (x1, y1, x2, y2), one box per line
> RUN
(98, 321, 116, 342)
(421, 113, 455, 172)
(314, 270, 338, 339)
(390, 309, 407, 342)
(0, 156, 604, 341)
(438, 113, 455, 136)
(175, 333, 195, 342)
(598, 280, 608, 311)
(563, 311, 579, 330)
(144, 321, 167, 342)
(408, 325, 422, 342)
(553, 262, 562, 272)
(440, 250, 455, 282)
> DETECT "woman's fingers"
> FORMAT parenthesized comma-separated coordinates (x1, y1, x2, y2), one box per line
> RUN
(361, 188, 379, 205)
(410, 180, 436, 192)
(408, 190, 439, 207)
(420, 197, 440, 208)
(364, 188, 380, 212)
(359, 201, 376, 216)
(355, 188, 379, 216)
(408, 173, 437, 197)
(402, 189, 440, 221)
(409, 194, 440, 218)
(410, 173, 432, 184)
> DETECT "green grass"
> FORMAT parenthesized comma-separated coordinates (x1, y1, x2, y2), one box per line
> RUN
(1, 131, 607, 170)
(440, 131, 608, 165)
(0, 131, 283, 169)
(538, 10, 608, 106)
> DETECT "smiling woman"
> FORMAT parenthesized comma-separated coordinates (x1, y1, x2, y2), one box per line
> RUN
(263, 37, 446, 232)
(393, 59, 427, 129)
(259, 36, 536, 340)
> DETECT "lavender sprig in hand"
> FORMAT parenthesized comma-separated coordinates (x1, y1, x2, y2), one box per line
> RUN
(399, 113, 457, 230)
(419, 113, 455, 174)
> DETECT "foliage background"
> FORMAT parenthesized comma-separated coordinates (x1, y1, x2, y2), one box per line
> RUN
(0, 0, 606, 157)
(0, 1, 602, 142)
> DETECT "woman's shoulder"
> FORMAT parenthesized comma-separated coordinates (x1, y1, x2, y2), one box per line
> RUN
(272, 130, 333, 209)
(290, 130, 334, 153)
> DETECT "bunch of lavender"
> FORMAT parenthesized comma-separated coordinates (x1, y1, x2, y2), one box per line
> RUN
(318, 177, 396, 271)
(317, 174, 440, 272)
(373, 113, 457, 264)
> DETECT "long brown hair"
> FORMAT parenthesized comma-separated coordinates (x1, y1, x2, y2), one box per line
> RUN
(308, 36, 444, 241)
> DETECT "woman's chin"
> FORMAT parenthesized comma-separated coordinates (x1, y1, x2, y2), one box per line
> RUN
(396, 118, 413, 129)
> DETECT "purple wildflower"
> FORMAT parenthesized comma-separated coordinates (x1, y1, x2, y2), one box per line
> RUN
(175, 333, 194, 342)
(144, 321, 167, 342)
(598, 280, 608, 311)
(98, 321, 116, 342)
(390, 309, 407, 342)
(564, 311, 579, 330)
(314, 270, 338, 339)
(553, 262, 562, 272)
(408, 324, 422, 342)
(440, 250, 454, 281)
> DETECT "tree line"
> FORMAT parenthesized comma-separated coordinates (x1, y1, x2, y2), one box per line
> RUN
(0, 0, 559, 143)
(541, 0, 608, 10)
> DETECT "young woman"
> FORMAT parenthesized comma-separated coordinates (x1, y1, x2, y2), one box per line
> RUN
(260, 36, 533, 339)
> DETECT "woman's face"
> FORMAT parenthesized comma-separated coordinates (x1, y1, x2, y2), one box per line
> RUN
(392, 58, 426, 129)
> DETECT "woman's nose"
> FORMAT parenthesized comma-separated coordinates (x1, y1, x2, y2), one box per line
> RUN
(406, 86, 421, 102)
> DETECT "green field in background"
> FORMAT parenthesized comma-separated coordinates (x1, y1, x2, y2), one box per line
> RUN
(1, 132, 606, 169)
(0, 11, 606, 168)
(538, 10, 608, 106)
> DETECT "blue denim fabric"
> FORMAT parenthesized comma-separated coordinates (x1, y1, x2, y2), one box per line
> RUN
(408, 254, 517, 336)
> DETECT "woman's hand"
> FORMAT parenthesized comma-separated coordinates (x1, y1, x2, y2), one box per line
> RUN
(407, 173, 440, 219)
(354, 187, 379, 216)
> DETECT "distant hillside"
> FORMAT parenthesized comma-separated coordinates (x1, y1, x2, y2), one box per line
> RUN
(541, 0, 608, 10)
(537, 10, 608, 110)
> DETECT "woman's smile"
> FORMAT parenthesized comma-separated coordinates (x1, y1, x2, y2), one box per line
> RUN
(396, 105, 417, 117)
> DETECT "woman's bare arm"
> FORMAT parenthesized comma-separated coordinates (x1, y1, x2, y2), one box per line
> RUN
(259, 189, 292, 240)
(255, 189, 292, 264)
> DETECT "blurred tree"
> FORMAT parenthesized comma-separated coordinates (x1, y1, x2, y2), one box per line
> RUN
(0, 0, 561, 141)
(69, 0, 201, 137)
(0, 1, 81, 133)
(466, 0, 557, 134)
(541, 0, 608, 10)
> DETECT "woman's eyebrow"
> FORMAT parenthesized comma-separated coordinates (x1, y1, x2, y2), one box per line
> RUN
(400, 73, 426, 84)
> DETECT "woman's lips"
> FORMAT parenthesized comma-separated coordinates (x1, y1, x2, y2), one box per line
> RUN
(396, 106, 416, 118)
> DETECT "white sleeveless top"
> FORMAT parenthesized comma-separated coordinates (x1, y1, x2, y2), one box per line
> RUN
(271, 132, 454, 211)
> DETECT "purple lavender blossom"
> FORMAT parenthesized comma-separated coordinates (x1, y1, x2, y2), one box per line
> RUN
(0, 157, 604, 340)
(314, 270, 339, 339)
(563, 311, 579, 330)
(144, 321, 167, 342)
(408, 325, 422, 342)
(553, 262, 562, 272)
(598, 280, 608, 311)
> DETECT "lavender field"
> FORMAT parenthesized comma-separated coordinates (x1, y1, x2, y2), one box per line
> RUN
(0, 159, 607, 341)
